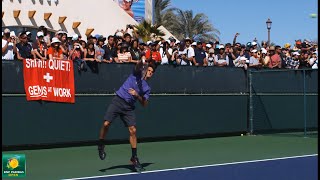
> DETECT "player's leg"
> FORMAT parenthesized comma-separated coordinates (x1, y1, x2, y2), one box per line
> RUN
(98, 101, 119, 160)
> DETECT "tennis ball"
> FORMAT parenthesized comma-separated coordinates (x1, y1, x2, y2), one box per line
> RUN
(310, 14, 317, 18)
(241, 134, 243, 136)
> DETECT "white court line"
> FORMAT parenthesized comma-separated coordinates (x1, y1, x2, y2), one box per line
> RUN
(62, 154, 318, 180)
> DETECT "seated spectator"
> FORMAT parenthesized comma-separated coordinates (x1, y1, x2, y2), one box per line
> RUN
(32, 31, 47, 60)
(16, 31, 33, 60)
(47, 37, 64, 60)
(214, 45, 229, 67)
(2, 28, 17, 60)
(117, 43, 132, 63)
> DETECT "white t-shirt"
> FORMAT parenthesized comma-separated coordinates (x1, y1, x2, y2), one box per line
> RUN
(160, 48, 172, 65)
(309, 58, 318, 69)
(2, 39, 15, 60)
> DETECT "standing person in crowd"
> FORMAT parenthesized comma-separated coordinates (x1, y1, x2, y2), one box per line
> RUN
(214, 45, 229, 67)
(233, 56, 248, 70)
(249, 49, 262, 68)
(194, 41, 207, 66)
(299, 51, 311, 69)
(259, 48, 269, 68)
(96, 37, 106, 63)
(207, 48, 216, 66)
(123, 33, 133, 51)
(38, 26, 51, 47)
(16, 31, 33, 60)
(69, 40, 87, 71)
(130, 39, 142, 64)
(285, 52, 300, 69)
(117, 43, 132, 63)
(84, 42, 97, 62)
(184, 38, 195, 65)
(2, 28, 17, 60)
(159, 40, 172, 65)
(60, 32, 69, 59)
(225, 43, 236, 67)
(47, 37, 64, 60)
(268, 46, 281, 69)
(309, 52, 318, 69)
(103, 35, 118, 63)
(26, 31, 33, 47)
(145, 42, 161, 65)
(97, 60, 156, 172)
(32, 31, 48, 60)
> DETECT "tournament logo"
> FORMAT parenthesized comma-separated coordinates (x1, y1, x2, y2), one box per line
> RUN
(2, 154, 26, 178)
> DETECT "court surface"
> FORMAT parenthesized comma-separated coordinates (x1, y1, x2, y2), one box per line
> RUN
(2, 133, 318, 180)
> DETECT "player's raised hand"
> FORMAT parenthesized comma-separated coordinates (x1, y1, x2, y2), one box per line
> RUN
(128, 88, 138, 97)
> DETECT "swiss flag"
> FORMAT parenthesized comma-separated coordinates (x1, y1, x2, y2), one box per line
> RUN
(23, 59, 75, 103)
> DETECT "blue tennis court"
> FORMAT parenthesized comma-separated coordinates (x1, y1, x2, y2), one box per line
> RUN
(63, 154, 317, 180)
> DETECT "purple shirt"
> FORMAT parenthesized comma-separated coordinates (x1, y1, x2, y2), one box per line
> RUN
(116, 72, 151, 107)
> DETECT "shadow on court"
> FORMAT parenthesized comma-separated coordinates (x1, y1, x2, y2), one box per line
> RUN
(99, 163, 154, 172)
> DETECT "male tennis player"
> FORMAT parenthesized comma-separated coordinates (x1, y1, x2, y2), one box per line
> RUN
(98, 60, 156, 171)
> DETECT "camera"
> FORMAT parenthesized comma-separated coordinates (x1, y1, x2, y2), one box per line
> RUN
(127, 24, 134, 29)
(75, 45, 80, 49)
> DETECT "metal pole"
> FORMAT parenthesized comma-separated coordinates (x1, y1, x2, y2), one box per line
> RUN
(249, 70, 253, 135)
(268, 29, 270, 46)
(303, 70, 307, 137)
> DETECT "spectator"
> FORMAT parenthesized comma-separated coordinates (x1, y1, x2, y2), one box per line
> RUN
(175, 49, 190, 66)
(194, 41, 207, 66)
(285, 52, 300, 69)
(207, 48, 216, 66)
(47, 37, 64, 60)
(268, 46, 281, 69)
(84, 42, 97, 62)
(225, 43, 236, 67)
(96, 37, 106, 62)
(16, 31, 33, 60)
(32, 31, 48, 60)
(309, 52, 318, 69)
(26, 31, 33, 47)
(145, 42, 161, 65)
(259, 48, 270, 67)
(117, 42, 132, 63)
(129, 39, 141, 64)
(69, 41, 87, 71)
(214, 45, 229, 67)
(184, 38, 195, 65)
(158, 40, 171, 65)
(234, 56, 248, 70)
(38, 26, 51, 47)
(103, 35, 118, 63)
(299, 51, 311, 69)
(2, 28, 17, 60)
(249, 49, 262, 68)
(123, 33, 132, 50)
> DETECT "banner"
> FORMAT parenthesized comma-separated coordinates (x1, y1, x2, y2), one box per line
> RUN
(114, 0, 145, 23)
(23, 59, 75, 103)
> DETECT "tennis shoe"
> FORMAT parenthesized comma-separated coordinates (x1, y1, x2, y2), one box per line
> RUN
(130, 156, 145, 172)
(98, 144, 106, 160)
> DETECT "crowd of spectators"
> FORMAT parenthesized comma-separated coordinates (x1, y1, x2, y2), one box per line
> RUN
(2, 25, 318, 71)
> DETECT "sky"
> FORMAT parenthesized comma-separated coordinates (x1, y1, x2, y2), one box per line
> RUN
(169, 0, 318, 46)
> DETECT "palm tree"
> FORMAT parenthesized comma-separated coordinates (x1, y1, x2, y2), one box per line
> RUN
(154, 0, 172, 25)
(167, 9, 220, 42)
(134, 20, 165, 42)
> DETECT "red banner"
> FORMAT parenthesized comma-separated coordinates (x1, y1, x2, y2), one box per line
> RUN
(23, 59, 75, 103)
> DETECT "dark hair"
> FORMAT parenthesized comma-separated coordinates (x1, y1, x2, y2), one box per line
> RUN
(148, 62, 157, 73)
(108, 35, 114, 40)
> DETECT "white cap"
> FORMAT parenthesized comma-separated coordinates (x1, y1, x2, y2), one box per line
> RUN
(240, 56, 248, 61)
(26, 31, 32, 36)
(147, 41, 152, 46)
(4, 28, 10, 33)
(251, 49, 258, 53)
(206, 44, 212, 48)
(72, 34, 79, 41)
(67, 33, 73, 38)
(251, 42, 257, 46)
(51, 37, 61, 44)
(176, 40, 180, 44)
(219, 45, 225, 49)
(37, 31, 44, 37)
(166, 40, 171, 44)
(191, 42, 197, 46)
(261, 48, 267, 54)
(10, 31, 16, 37)
(293, 52, 300, 56)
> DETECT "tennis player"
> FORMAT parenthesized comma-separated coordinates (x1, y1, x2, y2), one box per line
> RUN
(98, 60, 156, 171)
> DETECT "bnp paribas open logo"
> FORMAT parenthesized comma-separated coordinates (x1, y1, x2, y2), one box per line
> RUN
(2, 154, 26, 178)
